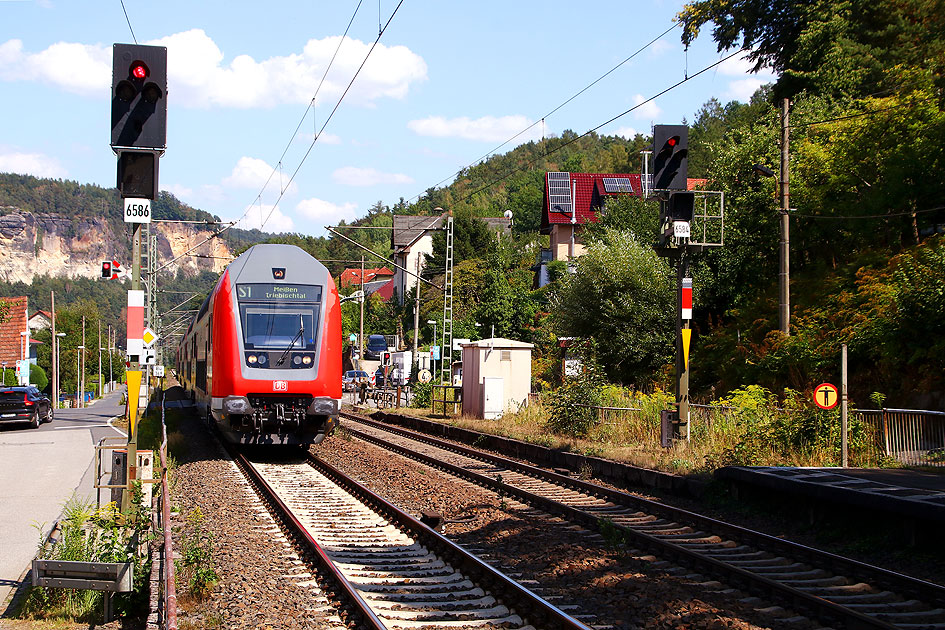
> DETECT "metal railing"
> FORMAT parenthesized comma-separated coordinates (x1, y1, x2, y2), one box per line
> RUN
(158, 391, 177, 629)
(855, 408, 945, 467)
(431, 384, 462, 417)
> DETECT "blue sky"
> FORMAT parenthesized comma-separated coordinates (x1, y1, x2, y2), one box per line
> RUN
(0, 0, 775, 237)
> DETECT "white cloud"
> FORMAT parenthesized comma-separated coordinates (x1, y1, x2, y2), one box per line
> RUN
(615, 126, 639, 140)
(296, 131, 343, 145)
(332, 166, 413, 187)
(0, 150, 67, 178)
(717, 51, 776, 101)
(648, 39, 673, 58)
(717, 51, 759, 76)
(234, 203, 295, 233)
(408, 115, 542, 143)
(0, 30, 426, 109)
(317, 132, 342, 145)
(632, 94, 662, 121)
(0, 39, 110, 96)
(726, 78, 768, 102)
(151, 29, 427, 109)
(164, 183, 194, 200)
(296, 197, 358, 230)
(222, 157, 298, 196)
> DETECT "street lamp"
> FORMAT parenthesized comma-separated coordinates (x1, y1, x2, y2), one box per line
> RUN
(427, 320, 437, 382)
(20, 331, 29, 385)
(76, 345, 85, 408)
(56, 332, 66, 409)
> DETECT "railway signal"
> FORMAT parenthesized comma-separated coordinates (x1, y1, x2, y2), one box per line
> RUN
(652, 124, 688, 190)
(101, 260, 125, 280)
(111, 44, 167, 150)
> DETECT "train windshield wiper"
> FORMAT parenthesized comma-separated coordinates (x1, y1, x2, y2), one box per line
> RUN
(276, 315, 304, 366)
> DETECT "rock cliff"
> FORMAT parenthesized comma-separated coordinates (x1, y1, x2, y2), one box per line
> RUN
(0, 209, 232, 283)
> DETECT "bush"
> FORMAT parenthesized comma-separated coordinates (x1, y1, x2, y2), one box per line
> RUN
(175, 507, 218, 598)
(28, 364, 48, 391)
(411, 381, 432, 408)
(544, 367, 604, 437)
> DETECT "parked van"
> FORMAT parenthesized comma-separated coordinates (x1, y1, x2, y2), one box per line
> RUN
(364, 334, 387, 360)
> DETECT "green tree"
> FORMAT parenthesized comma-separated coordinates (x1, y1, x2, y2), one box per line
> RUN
(678, 0, 945, 100)
(552, 229, 675, 387)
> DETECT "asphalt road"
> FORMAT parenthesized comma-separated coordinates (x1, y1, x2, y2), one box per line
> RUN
(0, 387, 128, 612)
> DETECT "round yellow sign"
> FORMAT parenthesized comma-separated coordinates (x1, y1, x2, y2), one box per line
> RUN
(813, 382, 839, 410)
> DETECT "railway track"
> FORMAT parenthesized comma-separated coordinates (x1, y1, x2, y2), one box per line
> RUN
(229, 446, 594, 630)
(340, 412, 945, 630)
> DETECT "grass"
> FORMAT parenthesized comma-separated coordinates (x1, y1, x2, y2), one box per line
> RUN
(14, 487, 152, 624)
(389, 384, 894, 475)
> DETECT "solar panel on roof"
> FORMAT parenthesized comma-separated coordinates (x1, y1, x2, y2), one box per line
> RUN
(602, 177, 634, 193)
(547, 172, 573, 215)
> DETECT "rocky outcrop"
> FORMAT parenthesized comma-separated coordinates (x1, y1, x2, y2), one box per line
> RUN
(0, 210, 232, 283)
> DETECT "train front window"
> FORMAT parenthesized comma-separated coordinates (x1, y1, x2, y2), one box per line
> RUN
(237, 283, 322, 351)
(242, 306, 316, 350)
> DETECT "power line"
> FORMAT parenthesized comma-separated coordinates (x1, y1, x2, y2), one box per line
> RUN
(788, 95, 938, 130)
(248, 0, 366, 223)
(261, 0, 406, 230)
(119, 0, 137, 44)
(452, 49, 743, 208)
(402, 22, 682, 207)
(792, 205, 945, 220)
(154, 1, 404, 270)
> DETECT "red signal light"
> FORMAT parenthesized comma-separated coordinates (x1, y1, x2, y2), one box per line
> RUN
(667, 137, 677, 147)
(131, 62, 149, 80)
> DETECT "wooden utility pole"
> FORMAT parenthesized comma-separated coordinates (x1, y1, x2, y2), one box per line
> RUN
(779, 97, 791, 335)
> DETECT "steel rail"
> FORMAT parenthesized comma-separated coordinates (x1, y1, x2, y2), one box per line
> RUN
(230, 450, 387, 630)
(344, 413, 945, 608)
(302, 450, 593, 630)
(341, 413, 943, 630)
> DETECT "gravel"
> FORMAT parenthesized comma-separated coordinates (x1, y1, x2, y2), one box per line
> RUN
(169, 416, 816, 630)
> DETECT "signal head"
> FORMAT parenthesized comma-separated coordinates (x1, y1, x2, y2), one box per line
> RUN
(130, 61, 149, 80)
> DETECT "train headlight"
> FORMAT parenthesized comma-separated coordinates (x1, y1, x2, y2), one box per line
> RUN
(293, 355, 302, 366)
(247, 355, 258, 364)
(308, 397, 339, 416)
(302, 355, 312, 365)
(223, 395, 253, 415)
(258, 354, 268, 365)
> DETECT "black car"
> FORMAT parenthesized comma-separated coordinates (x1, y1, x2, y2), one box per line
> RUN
(0, 386, 53, 429)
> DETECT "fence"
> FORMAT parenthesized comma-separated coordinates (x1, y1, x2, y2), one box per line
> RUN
(573, 400, 945, 467)
(431, 385, 462, 417)
(854, 409, 945, 467)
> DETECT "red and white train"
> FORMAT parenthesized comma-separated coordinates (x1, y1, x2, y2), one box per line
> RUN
(176, 244, 342, 445)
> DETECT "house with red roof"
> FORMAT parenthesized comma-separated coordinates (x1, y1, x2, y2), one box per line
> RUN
(538, 171, 707, 286)
(28, 309, 52, 332)
(0, 297, 39, 383)
(339, 267, 394, 289)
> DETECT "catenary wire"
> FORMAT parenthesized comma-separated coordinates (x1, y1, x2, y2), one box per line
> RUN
(156, 1, 404, 272)
(407, 22, 682, 204)
(450, 49, 743, 208)
(260, 0, 406, 230)
(120, 0, 137, 44)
